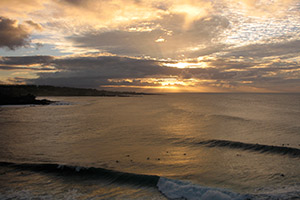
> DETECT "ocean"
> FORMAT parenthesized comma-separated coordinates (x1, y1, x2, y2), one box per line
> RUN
(0, 93, 299, 200)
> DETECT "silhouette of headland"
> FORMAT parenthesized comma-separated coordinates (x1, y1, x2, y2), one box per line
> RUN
(0, 85, 154, 105)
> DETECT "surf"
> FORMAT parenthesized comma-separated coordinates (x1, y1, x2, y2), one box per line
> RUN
(197, 139, 300, 157)
(0, 161, 159, 187)
(1, 161, 300, 200)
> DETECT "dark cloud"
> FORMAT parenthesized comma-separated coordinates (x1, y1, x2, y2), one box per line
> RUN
(61, 0, 83, 5)
(23, 55, 179, 88)
(0, 56, 53, 65)
(1, 54, 299, 92)
(0, 17, 31, 50)
(208, 58, 257, 69)
(178, 67, 238, 81)
(0, 65, 55, 71)
(224, 39, 300, 58)
(30, 76, 110, 88)
(69, 15, 230, 58)
(69, 30, 164, 56)
(35, 42, 44, 50)
(52, 56, 179, 77)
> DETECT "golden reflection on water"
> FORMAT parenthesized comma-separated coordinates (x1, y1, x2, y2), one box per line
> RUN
(1, 95, 300, 194)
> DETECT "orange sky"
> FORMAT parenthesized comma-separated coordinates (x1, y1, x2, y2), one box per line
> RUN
(0, 0, 300, 92)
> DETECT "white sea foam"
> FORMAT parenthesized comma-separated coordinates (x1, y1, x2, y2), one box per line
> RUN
(50, 101, 72, 106)
(157, 177, 300, 200)
(157, 177, 246, 200)
(57, 164, 85, 172)
(75, 166, 82, 172)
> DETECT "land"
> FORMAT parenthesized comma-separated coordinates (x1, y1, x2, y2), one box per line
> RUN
(0, 93, 53, 105)
(0, 85, 151, 105)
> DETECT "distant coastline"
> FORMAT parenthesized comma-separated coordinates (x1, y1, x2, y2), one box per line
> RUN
(0, 85, 153, 105)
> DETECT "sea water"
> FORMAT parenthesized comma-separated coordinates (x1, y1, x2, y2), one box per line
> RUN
(0, 93, 299, 199)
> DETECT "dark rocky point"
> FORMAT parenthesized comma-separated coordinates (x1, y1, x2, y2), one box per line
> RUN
(0, 93, 54, 105)
(0, 84, 156, 105)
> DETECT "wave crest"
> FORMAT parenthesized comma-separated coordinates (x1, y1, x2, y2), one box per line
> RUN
(0, 161, 159, 187)
(1, 161, 300, 200)
(197, 140, 300, 157)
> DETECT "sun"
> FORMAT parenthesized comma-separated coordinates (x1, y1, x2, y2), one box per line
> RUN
(104, 77, 209, 92)
(164, 62, 208, 69)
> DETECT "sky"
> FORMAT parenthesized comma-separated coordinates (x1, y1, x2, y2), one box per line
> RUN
(0, 0, 300, 93)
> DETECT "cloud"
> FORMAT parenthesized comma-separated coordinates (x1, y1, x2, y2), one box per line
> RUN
(0, 55, 55, 73)
(0, 0, 299, 92)
(50, 56, 179, 78)
(186, 44, 230, 58)
(55, 0, 213, 28)
(223, 0, 298, 17)
(1, 0, 297, 58)
(70, 30, 164, 57)
(0, 65, 55, 71)
(69, 15, 230, 58)
(0, 56, 53, 65)
(0, 17, 31, 50)
(224, 39, 300, 58)
(0, 0, 46, 17)
(25, 20, 43, 31)
(1, 54, 298, 92)
(15, 55, 179, 88)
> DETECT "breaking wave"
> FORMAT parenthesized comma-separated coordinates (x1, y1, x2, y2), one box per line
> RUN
(0, 161, 159, 187)
(1, 161, 300, 200)
(157, 178, 300, 200)
(197, 139, 300, 157)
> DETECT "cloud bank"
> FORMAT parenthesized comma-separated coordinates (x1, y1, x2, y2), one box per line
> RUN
(1, 54, 299, 92)
(0, 0, 299, 92)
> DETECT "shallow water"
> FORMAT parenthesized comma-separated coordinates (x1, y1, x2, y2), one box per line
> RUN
(0, 94, 299, 199)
